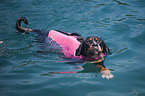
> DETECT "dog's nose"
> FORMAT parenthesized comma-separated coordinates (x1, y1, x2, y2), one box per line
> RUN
(92, 44, 98, 46)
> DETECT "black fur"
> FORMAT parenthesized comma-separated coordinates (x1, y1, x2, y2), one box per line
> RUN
(16, 17, 110, 58)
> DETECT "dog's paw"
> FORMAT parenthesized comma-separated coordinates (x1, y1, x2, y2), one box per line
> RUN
(101, 70, 114, 79)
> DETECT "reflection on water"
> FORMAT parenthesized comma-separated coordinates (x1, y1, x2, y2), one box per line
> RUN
(47, 61, 114, 79)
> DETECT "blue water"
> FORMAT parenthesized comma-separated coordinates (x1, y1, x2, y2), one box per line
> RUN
(0, 0, 145, 96)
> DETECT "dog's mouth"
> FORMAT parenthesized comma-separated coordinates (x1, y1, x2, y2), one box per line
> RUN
(86, 47, 102, 58)
(87, 50, 101, 58)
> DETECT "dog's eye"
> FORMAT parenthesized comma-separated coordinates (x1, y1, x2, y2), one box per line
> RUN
(89, 40, 93, 44)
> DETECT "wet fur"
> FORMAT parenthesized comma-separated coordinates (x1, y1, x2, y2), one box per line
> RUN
(16, 17, 110, 59)
(16, 17, 113, 79)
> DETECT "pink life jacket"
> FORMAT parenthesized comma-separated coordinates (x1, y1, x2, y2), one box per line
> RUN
(48, 30, 81, 58)
(48, 30, 107, 61)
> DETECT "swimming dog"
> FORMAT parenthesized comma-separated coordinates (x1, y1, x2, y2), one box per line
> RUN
(16, 17, 113, 79)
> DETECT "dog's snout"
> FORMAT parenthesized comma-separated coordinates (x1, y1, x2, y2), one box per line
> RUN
(92, 44, 102, 52)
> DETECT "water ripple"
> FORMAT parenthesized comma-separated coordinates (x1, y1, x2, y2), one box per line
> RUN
(0, 0, 145, 96)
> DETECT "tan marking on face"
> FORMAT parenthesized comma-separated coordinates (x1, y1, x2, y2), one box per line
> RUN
(95, 37, 98, 40)
(89, 38, 92, 41)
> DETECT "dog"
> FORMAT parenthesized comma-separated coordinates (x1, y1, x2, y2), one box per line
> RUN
(16, 17, 113, 79)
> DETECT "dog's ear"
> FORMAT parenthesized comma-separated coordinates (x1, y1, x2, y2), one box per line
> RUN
(100, 40, 110, 54)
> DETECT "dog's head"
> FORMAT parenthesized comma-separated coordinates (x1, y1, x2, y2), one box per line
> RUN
(81, 36, 110, 58)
